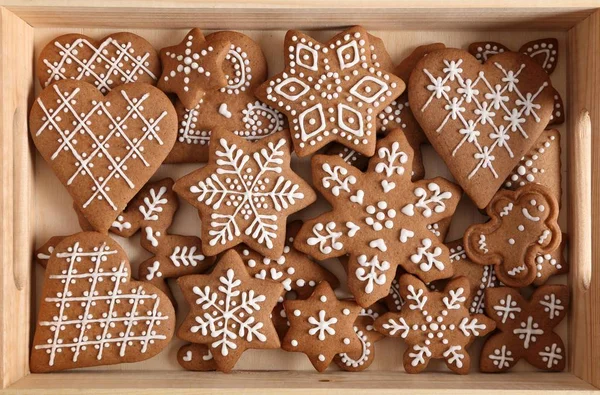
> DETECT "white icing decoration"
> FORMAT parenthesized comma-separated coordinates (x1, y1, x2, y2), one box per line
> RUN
(307, 222, 343, 254)
(382, 317, 410, 338)
(145, 260, 162, 280)
(111, 215, 132, 231)
(443, 345, 465, 368)
(539, 343, 562, 368)
(399, 228, 415, 243)
(539, 293, 564, 320)
(218, 103, 232, 118)
(346, 222, 361, 237)
(505, 134, 556, 189)
(374, 141, 408, 177)
(489, 345, 514, 369)
(349, 190, 364, 204)
(308, 310, 337, 341)
(321, 163, 356, 196)
(499, 203, 514, 217)
(236, 101, 285, 141)
(139, 186, 168, 221)
(410, 238, 444, 272)
(409, 345, 432, 366)
(478, 234, 489, 253)
(162, 32, 214, 92)
(177, 103, 211, 145)
(190, 268, 268, 356)
(182, 350, 192, 362)
(442, 287, 466, 310)
(513, 316, 543, 349)
(412, 183, 453, 218)
(356, 255, 390, 294)
(380, 180, 396, 193)
(458, 317, 487, 336)
(406, 284, 427, 311)
(221, 44, 252, 94)
(493, 294, 521, 324)
(522, 207, 540, 222)
(508, 264, 526, 277)
(145, 227, 160, 247)
(169, 246, 205, 267)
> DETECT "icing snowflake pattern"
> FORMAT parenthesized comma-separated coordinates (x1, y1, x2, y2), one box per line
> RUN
(295, 129, 460, 307)
(374, 275, 495, 374)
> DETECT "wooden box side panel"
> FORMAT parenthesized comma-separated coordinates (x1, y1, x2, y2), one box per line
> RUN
(567, 9, 600, 390)
(0, 6, 34, 390)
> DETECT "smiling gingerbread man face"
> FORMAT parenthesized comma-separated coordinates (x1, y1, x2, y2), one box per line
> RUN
(463, 184, 561, 287)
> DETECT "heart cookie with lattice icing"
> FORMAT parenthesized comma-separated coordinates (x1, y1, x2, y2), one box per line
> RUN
(30, 80, 177, 232)
(30, 232, 175, 372)
(37, 33, 160, 93)
(409, 48, 555, 208)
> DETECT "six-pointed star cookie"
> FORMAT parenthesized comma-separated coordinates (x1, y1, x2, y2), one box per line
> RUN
(294, 129, 461, 307)
(374, 274, 495, 374)
(177, 250, 283, 372)
(255, 26, 405, 157)
(282, 281, 362, 372)
(158, 28, 230, 109)
(174, 129, 316, 259)
(481, 285, 568, 372)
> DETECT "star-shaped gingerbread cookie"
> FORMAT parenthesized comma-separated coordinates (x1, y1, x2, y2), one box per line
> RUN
(256, 26, 405, 157)
(173, 129, 316, 259)
(158, 28, 230, 109)
(282, 281, 362, 372)
(177, 250, 283, 372)
(294, 128, 461, 307)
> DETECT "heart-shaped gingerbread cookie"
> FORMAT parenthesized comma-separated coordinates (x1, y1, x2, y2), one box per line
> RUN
(409, 49, 554, 208)
(30, 80, 177, 232)
(30, 232, 175, 372)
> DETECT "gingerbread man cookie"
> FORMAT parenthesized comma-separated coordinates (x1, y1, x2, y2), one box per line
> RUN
(294, 129, 461, 307)
(256, 26, 405, 157)
(31, 232, 175, 372)
(158, 28, 230, 109)
(282, 281, 362, 372)
(165, 31, 286, 163)
(463, 184, 561, 287)
(481, 285, 568, 372)
(374, 274, 495, 374)
(177, 250, 283, 372)
(173, 129, 316, 259)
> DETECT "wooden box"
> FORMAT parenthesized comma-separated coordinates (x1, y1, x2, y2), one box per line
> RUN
(0, 1, 598, 393)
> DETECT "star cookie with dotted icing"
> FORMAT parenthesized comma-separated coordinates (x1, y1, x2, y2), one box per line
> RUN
(177, 250, 283, 372)
(374, 274, 495, 374)
(334, 302, 386, 372)
(157, 28, 230, 109)
(294, 129, 461, 307)
(282, 281, 362, 372)
(30, 80, 178, 232)
(173, 129, 316, 259)
(468, 38, 564, 126)
(504, 129, 562, 206)
(30, 232, 175, 372)
(481, 284, 568, 372)
(409, 48, 555, 209)
(165, 31, 286, 163)
(37, 32, 160, 93)
(177, 343, 217, 371)
(463, 184, 561, 287)
(255, 26, 405, 157)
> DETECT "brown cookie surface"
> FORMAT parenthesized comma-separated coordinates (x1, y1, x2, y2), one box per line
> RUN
(256, 26, 405, 157)
(31, 232, 175, 372)
(481, 285, 568, 372)
(173, 129, 316, 259)
(294, 129, 461, 307)
(177, 250, 283, 372)
(463, 184, 561, 287)
(177, 343, 218, 371)
(38, 32, 160, 92)
(30, 80, 177, 232)
(374, 274, 495, 374)
(409, 49, 555, 208)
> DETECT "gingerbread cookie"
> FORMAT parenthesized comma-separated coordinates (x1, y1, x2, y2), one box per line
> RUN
(481, 285, 568, 372)
(30, 80, 177, 232)
(282, 281, 361, 372)
(34, 236, 68, 268)
(30, 232, 175, 372)
(76, 178, 178, 237)
(409, 49, 555, 209)
(533, 233, 568, 286)
(177, 250, 282, 372)
(158, 28, 230, 109)
(294, 129, 461, 307)
(469, 39, 563, 126)
(256, 26, 405, 157)
(177, 343, 217, 371)
(383, 268, 438, 313)
(334, 302, 386, 372)
(504, 129, 562, 206)
(165, 31, 286, 163)
(463, 184, 561, 287)
(174, 129, 316, 259)
(374, 274, 495, 374)
(38, 33, 160, 93)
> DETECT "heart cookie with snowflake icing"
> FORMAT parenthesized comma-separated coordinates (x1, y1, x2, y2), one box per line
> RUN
(409, 49, 555, 208)
(30, 232, 175, 372)
(30, 80, 177, 232)
(37, 32, 160, 93)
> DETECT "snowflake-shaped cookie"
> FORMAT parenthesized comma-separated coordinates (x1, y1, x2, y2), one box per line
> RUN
(256, 26, 405, 157)
(158, 28, 230, 109)
(374, 274, 495, 374)
(463, 184, 561, 287)
(177, 250, 283, 372)
(282, 281, 362, 372)
(174, 129, 316, 259)
(294, 129, 461, 307)
(481, 285, 568, 372)
(409, 48, 555, 209)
